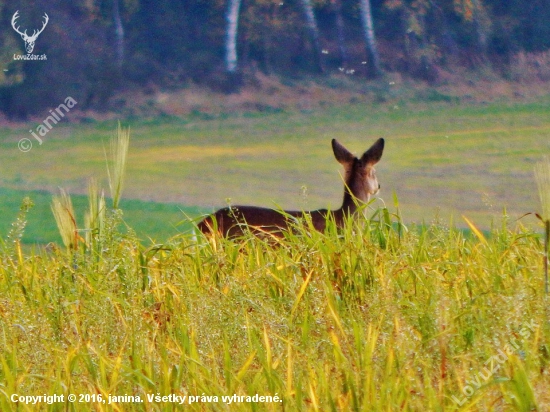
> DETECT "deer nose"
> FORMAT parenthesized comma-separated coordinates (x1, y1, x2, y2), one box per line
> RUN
(378, 184, 381, 189)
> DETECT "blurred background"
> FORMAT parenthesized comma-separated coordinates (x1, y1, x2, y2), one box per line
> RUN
(1, 0, 550, 118)
(0, 0, 549, 244)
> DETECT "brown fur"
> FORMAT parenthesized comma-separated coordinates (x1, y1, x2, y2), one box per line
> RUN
(198, 138, 385, 237)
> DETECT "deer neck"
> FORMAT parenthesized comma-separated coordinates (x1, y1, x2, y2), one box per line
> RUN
(336, 181, 365, 222)
(339, 190, 359, 214)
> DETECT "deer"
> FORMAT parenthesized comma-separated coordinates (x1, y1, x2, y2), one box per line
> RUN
(11, 11, 49, 54)
(198, 138, 385, 238)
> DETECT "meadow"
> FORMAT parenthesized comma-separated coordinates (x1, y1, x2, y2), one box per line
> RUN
(0, 97, 550, 411)
(1, 95, 550, 245)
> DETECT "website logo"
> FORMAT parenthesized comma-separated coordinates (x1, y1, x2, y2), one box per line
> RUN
(11, 10, 48, 60)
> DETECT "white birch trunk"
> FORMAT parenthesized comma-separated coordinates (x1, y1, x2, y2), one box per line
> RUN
(359, 0, 382, 77)
(113, 0, 124, 68)
(471, 0, 489, 57)
(299, 0, 323, 72)
(332, 0, 348, 65)
(225, 0, 242, 73)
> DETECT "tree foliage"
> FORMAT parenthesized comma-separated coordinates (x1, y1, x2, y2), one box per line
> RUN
(0, 0, 549, 118)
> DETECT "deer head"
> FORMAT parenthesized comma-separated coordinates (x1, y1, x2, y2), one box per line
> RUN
(332, 137, 384, 208)
(12, 11, 49, 54)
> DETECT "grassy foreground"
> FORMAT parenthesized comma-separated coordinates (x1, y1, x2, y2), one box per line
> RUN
(1, 200, 549, 411)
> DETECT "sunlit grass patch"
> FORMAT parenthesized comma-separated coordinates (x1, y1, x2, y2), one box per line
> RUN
(0, 194, 548, 411)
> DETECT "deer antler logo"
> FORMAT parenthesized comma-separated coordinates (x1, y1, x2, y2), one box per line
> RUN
(11, 10, 49, 54)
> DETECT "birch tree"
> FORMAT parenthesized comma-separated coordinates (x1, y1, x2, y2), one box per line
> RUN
(359, 0, 383, 77)
(225, 0, 242, 73)
(113, 0, 124, 68)
(331, 0, 348, 65)
(298, 0, 323, 72)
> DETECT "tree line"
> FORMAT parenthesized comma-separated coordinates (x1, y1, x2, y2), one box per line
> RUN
(1, 0, 549, 118)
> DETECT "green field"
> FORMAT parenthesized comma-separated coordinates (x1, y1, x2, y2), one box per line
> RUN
(1, 97, 550, 242)
(0, 188, 202, 245)
(1, 98, 550, 411)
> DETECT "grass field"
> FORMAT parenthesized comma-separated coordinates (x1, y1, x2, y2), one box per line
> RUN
(0, 200, 549, 411)
(0, 187, 202, 245)
(1, 97, 550, 411)
(1, 96, 550, 244)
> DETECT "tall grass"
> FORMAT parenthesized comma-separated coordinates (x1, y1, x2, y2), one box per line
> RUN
(51, 188, 78, 250)
(52, 125, 129, 256)
(0, 196, 33, 257)
(84, 178, 106, 254)
(1, 126, 548, 411)
(106, 123, 130, 210)
(0, 198, 548, 411)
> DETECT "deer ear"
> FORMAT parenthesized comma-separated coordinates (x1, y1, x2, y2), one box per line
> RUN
(361, 138, 384, 165)
(332, 139, 355, 165)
